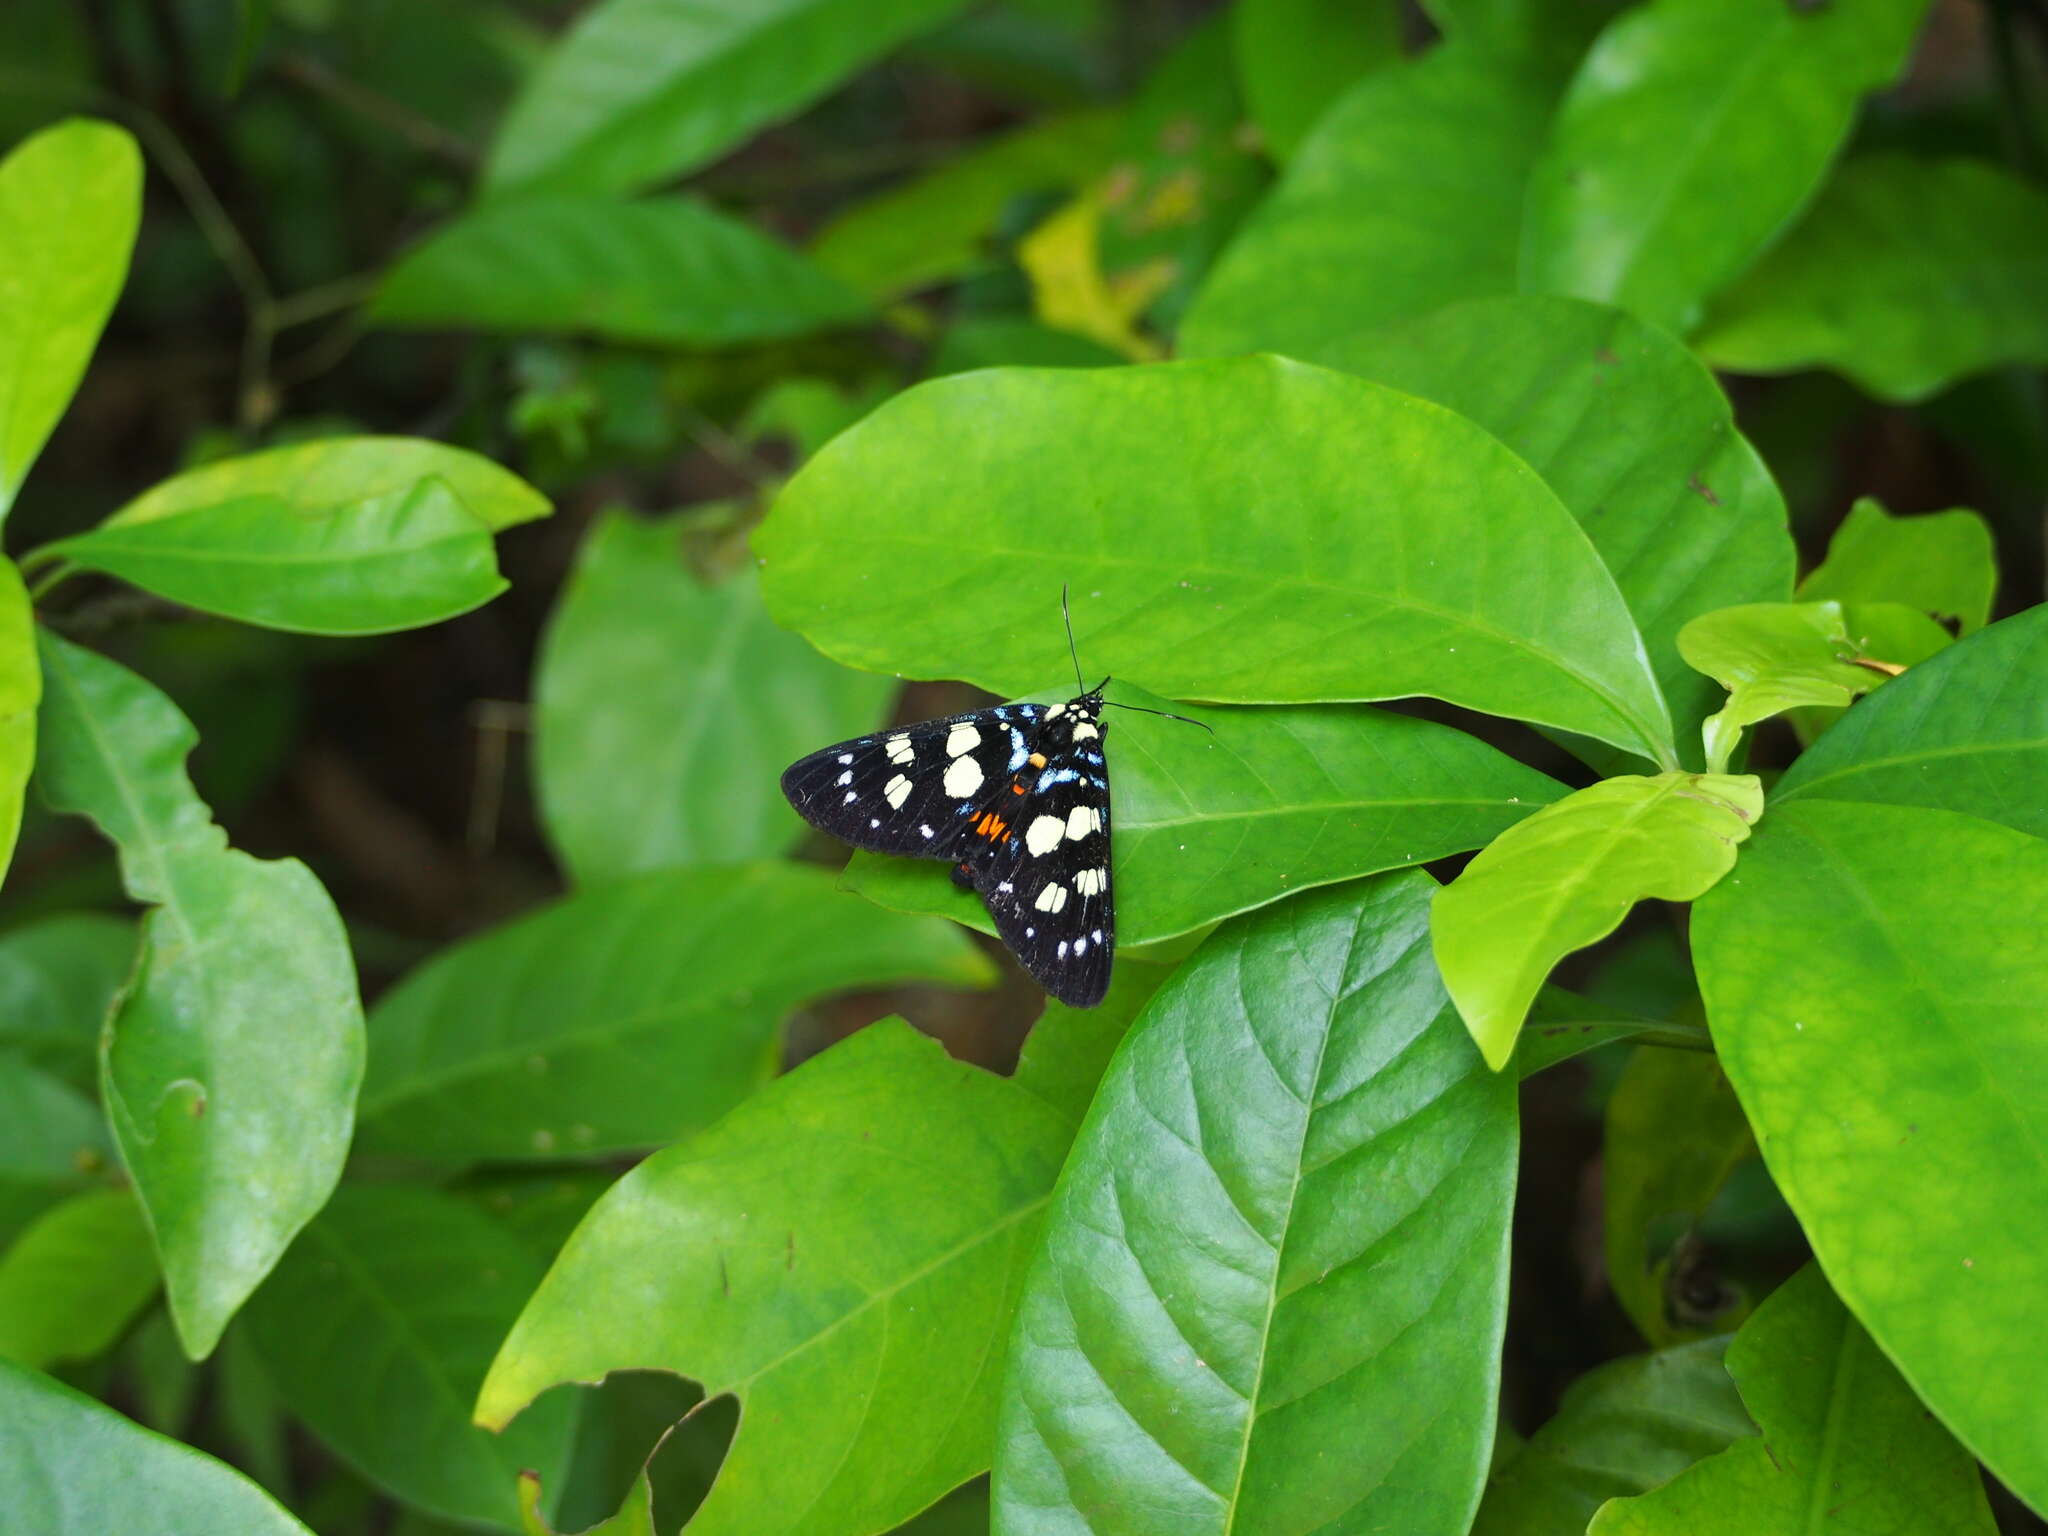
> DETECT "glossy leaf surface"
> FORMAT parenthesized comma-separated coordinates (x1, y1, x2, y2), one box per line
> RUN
(358, 862, 992, 1163)
(1693, 802, 2048, 1512)
(535, 512, 890, 881)
(1433, 772, 1761, 1070)
(993, 872, 1518, 1534)
(35, 632, 362, 1357)
(761, 356, 1673, 762)
(0, 1188, 157, 1368)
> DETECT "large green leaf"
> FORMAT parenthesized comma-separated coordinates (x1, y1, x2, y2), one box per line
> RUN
(1471, 1337, 1750, 1536)
(1418, 0, 1629, 64)
(0, 1357, 315, 1534)
(0, 912, 135, 1088)
(1771, 605, 2048, 840)
(1318, 295, 1795, 758)
(760, 356, 1674, 763)
(1230, 0, 1401, 160)
(1519, 0, 1930, 334)
(1796, 497, 1996, 635)
(1433, 772, 1761, 1070)
(0, 1051, 113, 1242)
(48, 479, 507, 637)
(1180, 43, 1559, 358)
(1604, 1048, 1754, 1346)
(107, 436, 551, 532)
(534, 512, 891, 881)
(843, 685, 1563, 947)
(1697, 155, 2048, 402)
(374, 197, 868, 347)
(0, 118, 140, 521)
(34, 631, 363, 1357)
(993, 872, 1516, 1532)
(478, 1018, 1075, 1535)
(357, 862, 993, 1164)
(1692, 801, 2048, 1513)
(0, 556, 36, 881)
(1590, 1265, 1998, 1534)
(244, 1184, 579, 1530)
(483, 0, 970, 197)
(811, 111, 1119, 300)
(0, 1187, 156, 1368)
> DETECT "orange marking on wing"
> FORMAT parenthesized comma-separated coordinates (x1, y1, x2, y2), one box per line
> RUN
(1010, 781, 1026, 795)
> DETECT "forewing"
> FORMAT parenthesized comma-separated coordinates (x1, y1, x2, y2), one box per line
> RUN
(781, 704, 1046, 857)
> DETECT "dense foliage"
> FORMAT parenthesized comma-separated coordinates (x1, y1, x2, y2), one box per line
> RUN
(1, 1, 2046, 1533)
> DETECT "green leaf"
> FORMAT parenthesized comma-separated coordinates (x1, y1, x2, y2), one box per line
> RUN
(106, 436, 551, 533)
(1590, 1264, 1998, 1534)
(0, 912, 136, 1088)
(49, 479, 507, 637)
(1796, 496, 1996, 634)
(925, 318, 1125, 377)
(843, 685, 1563, 947)
(760, 356, 1675, 762)
(0, 1187, 157, 1369)
(1696, 155, 2048, 402)
(34, 632, 363, 1357)
(1231, 0, 1401, 161)
(374, 197, 868, 347)
(0, 1356, 316, 1534)
(811, 110, 1120, 300)
(1677, 599, 1943, 771)
(1008, 958, 1174, 1126)
(0, 118, 141, 521)
(243, 1184, 579, 1530)
(357, 862, 993, 1164)
(483, 0, 972, 198)
(1512, 986, 1690, 1079)
(993, 871, 1518, 1532)
(1181, 43, 1559, 358)
(1471, 1337, 1750, 1536)
(0, 1052, 114, 1242)
(1693, 801, 2048, 1513)
(0, 556, 37, 881)
(1317, 294, 1795, 760)
(534, 513, 891, 881)
(478, 1018, 1074, 1534)
(1519, 0, 1930, 334)
(520, 1471, 656, 1536)
(1604, 1048, 1754, 1346)
(1433, 771, 1761, 1070)
(1772, 604, 2048, 840)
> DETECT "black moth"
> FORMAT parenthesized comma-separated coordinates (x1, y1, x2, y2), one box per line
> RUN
(780, 597, 1203, 1008)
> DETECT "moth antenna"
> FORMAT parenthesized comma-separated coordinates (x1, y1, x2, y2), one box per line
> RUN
(1102, 700, 1215, 734)
(1061, 584, 1086, 695)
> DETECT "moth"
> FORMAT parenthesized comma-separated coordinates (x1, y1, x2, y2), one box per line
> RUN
(779, 595, 1204, 1007)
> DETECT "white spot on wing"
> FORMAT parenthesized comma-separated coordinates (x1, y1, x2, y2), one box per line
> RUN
(886, 734, 914, 765)
(1074, 938, 1087, 956)
(843, 791, 857, 804)
(946, 723, 981, 757)
(1066, 804, 1101, 840)
(837, 753, 853, 765)
(1073, 867, 1107, 896)
(884, 774, 912, 809)
(943, 756, 984, 797)
(1025, 815, 1065, 856)
(836, 771, 853, 786)
(1071, 721, 1099, 741)
(1034, 883, 1069, 913)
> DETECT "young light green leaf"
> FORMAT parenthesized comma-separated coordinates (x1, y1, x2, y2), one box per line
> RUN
(35, 632, 363, 1358)
(760, 356, 1674, 762)
(1471, 1337, 1750, 1536)
(1604, 1048, 1754, 1346)
(1772, 604, 2048, 840)
(0, 1356, 316, 1534)
(106, 436, 551, 532)
(993, 871, 1518, 1533)
(1318, 294, 1795, 761)
(0, 912, 135, 1088)
(357, 862, 993, 1165)
(1796, 497, 1996, 634)
(1692, 801, 2048, 1513)
(1231, 0, 1401, 160)
(1697, 155, 2048, 402)
(1433, 771, 1762, 1071)
(49, 479, 507, 637)
(535, 513, 890, 881)
(1590, 1264, 1998, 1534)
(844, 686, 1562, 949)
(0, 556, 37, 881)
(375, 196, 868, 347)
(1520, 0, 1930, 334)
(0, 118, 141, 520)
(478, 1019, 1074, 1534)
(243, 1185, 579, 1530)
(484, 0, 972, 197)
(1181, 43, 1560, 358)
(0, 1187, 157, 1369)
